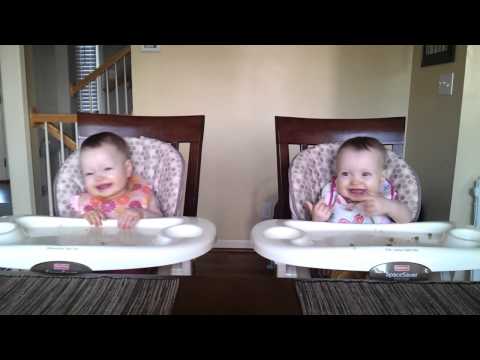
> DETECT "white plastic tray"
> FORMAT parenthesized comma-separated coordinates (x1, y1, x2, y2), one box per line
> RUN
(0, 216, 216, 271)
(251, 220, 480, 272)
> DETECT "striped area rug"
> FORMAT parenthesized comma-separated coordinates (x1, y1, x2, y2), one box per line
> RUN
(0, 271, 179, 315)
(296, 279, 480, 315)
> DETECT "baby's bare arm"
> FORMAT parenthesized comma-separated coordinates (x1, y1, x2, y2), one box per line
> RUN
(361, 195, 412, 223)
(142, 197, 163, 218)
(384, 199, 412, 224)
(84, 209, 104, 227)
(117, 197, 163, 229)
(304, 200, 332, 222)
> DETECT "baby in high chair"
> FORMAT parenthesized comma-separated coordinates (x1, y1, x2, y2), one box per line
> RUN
(305, 136, 412, 225)
(304, 136, 412, 279)
(72, 132, 163, 229)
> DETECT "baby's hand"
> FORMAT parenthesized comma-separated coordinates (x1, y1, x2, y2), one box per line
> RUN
(118, 208, 144, 229)
(360, 192, 390, 217)
(84, 209, 104, 227)
(304, 201, 332, 222)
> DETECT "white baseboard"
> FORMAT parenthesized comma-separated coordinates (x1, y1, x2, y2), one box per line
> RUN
(213, 240, 253, 249)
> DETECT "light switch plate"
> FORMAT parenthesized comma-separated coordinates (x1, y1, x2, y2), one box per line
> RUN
(141, 45, 160, 52)
(438, 72, 454, 96)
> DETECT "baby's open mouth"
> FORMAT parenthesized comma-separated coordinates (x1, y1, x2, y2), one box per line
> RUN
(349, 188, 367, 196)
(96, 183, 112, 191)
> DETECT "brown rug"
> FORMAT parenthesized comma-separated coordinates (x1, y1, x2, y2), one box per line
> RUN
(0, 271, 179, 315)
(296, 278, 480, 315)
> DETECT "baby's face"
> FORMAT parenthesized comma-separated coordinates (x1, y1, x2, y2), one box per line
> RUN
(335, 147, 384, 202)
(80, 143, 132, 199)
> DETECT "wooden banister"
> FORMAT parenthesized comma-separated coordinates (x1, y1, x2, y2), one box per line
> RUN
(103, 73, 131, 92)
(46, 123, 77, 151)
(70, 46, 131, 97)
(31, 113, 78, 125)
(30, 113, 78, 151)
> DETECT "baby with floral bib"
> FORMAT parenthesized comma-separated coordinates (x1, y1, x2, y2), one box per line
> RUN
(72, 132, 162, 229)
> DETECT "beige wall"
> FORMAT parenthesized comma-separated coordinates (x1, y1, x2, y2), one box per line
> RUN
(405, 45, 467, 221)
(132, 45, 413, 240)
(450, 46, 480, 225)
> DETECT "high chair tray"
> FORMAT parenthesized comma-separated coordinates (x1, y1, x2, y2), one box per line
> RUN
(0, 216, 216, 271)
(251, 220, 480, 272)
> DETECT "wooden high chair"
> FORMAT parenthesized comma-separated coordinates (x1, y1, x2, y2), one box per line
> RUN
(274, 116, 406, 220)
(77, 113, 204, 217)
(273, 116, 413, 278)
(77, 113, 205, 276)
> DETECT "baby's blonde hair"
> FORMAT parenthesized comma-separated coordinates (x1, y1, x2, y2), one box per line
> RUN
(80, 132, 130, 159)
(337, 136, 386, 168)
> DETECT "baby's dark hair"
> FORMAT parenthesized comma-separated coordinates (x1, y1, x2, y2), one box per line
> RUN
(80, 132, 130, 159)
(337, 136, 386, 166)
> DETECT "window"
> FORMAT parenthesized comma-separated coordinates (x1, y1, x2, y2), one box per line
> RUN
(74, 45, 99, 112)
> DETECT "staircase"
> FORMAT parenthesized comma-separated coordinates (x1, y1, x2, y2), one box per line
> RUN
(71, 46, 132, 115)
(30, 46, 132, 215)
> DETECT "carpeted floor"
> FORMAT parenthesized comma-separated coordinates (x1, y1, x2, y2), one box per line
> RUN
(296, 279, 480, 315)
(0, 271, 179, 315)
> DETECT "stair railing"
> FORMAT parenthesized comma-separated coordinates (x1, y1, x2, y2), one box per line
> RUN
(70, 46, 131, 115)
(30, 47, 132, 215)
(31, 112, 78, 215)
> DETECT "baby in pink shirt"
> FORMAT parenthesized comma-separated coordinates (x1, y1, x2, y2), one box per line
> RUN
(72, 132, 162, 229)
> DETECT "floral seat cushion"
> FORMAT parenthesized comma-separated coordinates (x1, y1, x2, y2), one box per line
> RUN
(54, 136, 185, 217)
(289, 142, 421, 221)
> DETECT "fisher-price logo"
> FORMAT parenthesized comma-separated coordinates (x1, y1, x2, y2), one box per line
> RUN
(53, 263, 70, 271)
(393, 264, 410, 272)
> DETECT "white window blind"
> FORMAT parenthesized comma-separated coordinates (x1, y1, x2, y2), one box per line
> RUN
(75, 45, 99, 112)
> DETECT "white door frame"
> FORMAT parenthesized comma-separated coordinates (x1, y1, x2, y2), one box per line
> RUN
(0, 80, 8, 181)
(0, 45, 36, 215)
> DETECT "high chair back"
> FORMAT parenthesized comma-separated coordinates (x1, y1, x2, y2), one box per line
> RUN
(274, 116, 420, 220)
(55, 113, 204, 217)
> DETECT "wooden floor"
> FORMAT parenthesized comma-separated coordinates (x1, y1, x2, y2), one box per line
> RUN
(172, 249, 302, 315)
(191, 248, 274, 278)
